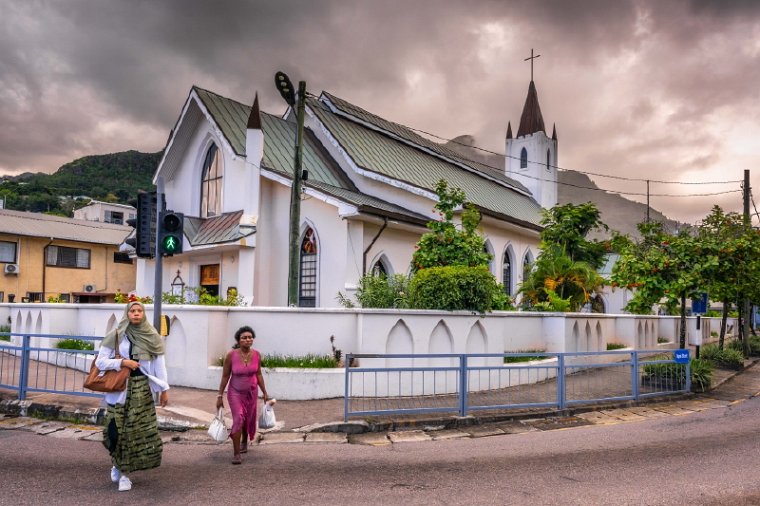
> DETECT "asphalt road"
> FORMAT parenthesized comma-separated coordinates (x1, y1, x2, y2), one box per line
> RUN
(2, 396, 760, 506)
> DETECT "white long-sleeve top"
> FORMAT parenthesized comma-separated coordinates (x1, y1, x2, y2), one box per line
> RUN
(95, 335, 170, 406)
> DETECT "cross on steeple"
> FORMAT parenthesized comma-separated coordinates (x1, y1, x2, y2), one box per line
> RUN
(524, 48, 541, 81)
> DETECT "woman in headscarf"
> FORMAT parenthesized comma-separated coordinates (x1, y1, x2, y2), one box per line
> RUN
(96, 300, 169, 492)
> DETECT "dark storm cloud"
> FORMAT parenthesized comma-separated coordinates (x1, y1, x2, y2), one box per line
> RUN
(0, 0, 758, 223)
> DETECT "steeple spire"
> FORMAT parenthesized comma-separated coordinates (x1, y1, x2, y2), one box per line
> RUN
(552, 123, 557, 140)
(506, 121, 513, 140)
(247, 93, 262, 129)
(516, 80, 546, 137)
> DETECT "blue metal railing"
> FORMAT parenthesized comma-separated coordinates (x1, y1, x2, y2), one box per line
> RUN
(344, 350, 690, 421)
(0, 332, 105, 400)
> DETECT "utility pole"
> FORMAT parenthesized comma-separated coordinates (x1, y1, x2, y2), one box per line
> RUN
(275, 72, 307, 306)
(742, 169, 751, 355)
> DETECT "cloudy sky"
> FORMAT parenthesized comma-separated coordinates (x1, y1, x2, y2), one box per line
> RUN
(2, 0, 759, 224)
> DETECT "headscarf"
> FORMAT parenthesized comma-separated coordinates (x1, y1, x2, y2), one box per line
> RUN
(102, 301, 165, 360)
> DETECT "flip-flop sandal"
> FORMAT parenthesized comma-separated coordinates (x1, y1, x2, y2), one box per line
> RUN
(240, 445, 248, 454)
(232, 454, 241, 465)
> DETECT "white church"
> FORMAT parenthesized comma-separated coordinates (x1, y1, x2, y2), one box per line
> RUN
(135, 78, 562, 309)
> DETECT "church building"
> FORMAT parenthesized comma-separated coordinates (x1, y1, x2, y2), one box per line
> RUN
(135, 78, 559, 308)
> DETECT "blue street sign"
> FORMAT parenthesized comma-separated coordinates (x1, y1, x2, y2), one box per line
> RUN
(691, 293, 708, 314)
(674, 349, 690, 364)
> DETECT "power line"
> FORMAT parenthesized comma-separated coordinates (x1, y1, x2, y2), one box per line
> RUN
(304, 91, 743, 198)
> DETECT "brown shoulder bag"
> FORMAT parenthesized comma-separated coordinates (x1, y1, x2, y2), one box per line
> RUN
(83, 348, 129, 393)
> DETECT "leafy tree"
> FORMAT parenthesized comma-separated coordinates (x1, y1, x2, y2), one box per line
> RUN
(612, 222, 718, 348)
(519, 202, 607, 312)
(538, 202, 608, 269)
(411, 180, 491, 271)
(698, 206, 760, 353)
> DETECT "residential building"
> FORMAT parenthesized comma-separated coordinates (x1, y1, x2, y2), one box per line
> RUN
(73, 200, 136, 225)
(0, 209, 135, 303)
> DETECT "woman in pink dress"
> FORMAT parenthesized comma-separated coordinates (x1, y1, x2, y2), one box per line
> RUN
(216, 326, 269, 464)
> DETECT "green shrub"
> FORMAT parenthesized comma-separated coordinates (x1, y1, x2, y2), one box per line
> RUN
(504, 349, 547, 363)
(690, 358, 713, 392)
(606, 342, 627, 350)
(728, 337, 760, 357)
(642, 358, 712, 392)
(338, 274, 410, 309)
(0, 324, 9, 342)
(657, 337, 670, 344)
(408, 265, 511, 313)
(710, 331, 718, 337)
(701, 344, 745, 369)
(55, 339, 94, 351)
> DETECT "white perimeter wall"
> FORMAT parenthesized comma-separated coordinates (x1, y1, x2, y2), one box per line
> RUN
(1, 303, 735, 397)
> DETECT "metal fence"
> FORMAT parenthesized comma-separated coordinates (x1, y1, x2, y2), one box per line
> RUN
(0, 332, 104, 400)
(343, 350, 690, 421)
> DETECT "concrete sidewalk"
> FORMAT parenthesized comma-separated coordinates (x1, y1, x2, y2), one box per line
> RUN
(1, 358, 758, 436)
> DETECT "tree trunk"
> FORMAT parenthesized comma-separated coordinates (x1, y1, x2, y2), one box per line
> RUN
(719, 301, 728, 350)
(679, 291, 687, 349)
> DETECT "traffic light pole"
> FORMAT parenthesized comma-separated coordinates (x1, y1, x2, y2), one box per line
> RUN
(153, 177, 165, 330)
(287, 81, 307, 306)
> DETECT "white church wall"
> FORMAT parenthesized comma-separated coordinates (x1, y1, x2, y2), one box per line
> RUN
(3, 303, 724, 396)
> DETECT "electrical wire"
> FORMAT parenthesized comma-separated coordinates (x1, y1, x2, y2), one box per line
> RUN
(306, 90, 742, 188)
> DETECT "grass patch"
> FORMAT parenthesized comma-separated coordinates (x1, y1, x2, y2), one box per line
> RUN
(55, 338, 94, 351)
(504, 349, 547, 363)
(657, 337, 670, 344)
(262, 354, 338, 368)
(606, 342, 627, 350)
(0, 324, 10, 341)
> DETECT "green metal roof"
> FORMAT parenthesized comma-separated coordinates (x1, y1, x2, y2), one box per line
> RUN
(191, 86, 542, 230)
(322, 92, 532, 195)
(310, 97, 543, 228)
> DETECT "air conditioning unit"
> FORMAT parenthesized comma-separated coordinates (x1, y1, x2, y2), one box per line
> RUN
(4, 264, 19, 275)
(83, 284, 97, 293)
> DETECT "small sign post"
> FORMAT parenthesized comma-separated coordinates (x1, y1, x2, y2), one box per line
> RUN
(674, 349, 690, 364)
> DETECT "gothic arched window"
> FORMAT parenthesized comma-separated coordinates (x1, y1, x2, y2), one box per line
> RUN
(546, 149, 551, 171)
(299, 227, 318, 307)
(502, 251, 513, 296)
(371, 260, 388, 277)
(200, 144, 223, 218)
(523, 251, 533, 281)
(520, 147, 528, 169)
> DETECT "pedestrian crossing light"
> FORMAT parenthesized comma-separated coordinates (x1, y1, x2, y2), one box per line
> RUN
(159, 210, 184, 256)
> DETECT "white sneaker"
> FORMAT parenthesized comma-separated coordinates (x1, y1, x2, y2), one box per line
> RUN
(118, 475, 132, 492)
(110, 466, 121, 483)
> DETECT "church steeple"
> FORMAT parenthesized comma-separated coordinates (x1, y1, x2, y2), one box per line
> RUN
(506, 121, 513, 140)
(247, 93, 262, 129)
(516, 80, 546, 138)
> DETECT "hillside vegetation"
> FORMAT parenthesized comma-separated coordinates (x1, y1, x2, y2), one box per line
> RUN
(0, 150, 160, 216)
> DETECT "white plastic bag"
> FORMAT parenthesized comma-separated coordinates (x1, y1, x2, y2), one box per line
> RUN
(258, 399, 277, 429)
(207, 408, 229, 443)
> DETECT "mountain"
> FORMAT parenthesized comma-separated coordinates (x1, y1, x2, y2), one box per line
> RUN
(0, 150, 161, 214)
(442, 136, 681, 239)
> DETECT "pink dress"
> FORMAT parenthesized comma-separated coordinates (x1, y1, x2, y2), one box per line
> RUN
(226, 349, 260, 440)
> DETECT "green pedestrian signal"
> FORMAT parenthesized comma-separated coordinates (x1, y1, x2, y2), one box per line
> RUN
(158, 210, 184, 256)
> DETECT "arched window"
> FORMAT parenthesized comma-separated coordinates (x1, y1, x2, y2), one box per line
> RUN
(200, 144, 223, 218)
(520, 147, 528, 169)
(483, 240, 495, 274)
(502, 251, 513, 296)
(371, 260, 388, 277)
(546, 149, 551, 171)
(299, 227, 318, 307)
(523, 251, 533, 281)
